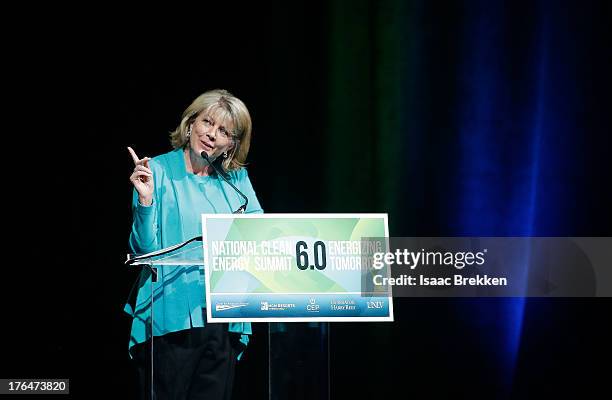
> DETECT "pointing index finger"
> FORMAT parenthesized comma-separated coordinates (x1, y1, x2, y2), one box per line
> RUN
(127, 146, 140, 165)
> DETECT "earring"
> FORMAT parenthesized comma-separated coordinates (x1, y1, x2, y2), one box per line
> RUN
(187, 126, 192, 138)
(223, 151, 228, 158)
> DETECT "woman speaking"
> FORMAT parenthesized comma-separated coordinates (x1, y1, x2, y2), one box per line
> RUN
(126, 89, 263, 399)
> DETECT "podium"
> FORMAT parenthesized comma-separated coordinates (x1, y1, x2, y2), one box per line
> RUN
(269, 322, 329, 400)
(126, 237, 330, 400)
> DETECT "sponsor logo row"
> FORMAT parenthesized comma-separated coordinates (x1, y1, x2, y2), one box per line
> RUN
(215, 298, 386, 313)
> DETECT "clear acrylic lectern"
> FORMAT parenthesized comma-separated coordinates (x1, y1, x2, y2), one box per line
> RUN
(126, 237, 329, 399)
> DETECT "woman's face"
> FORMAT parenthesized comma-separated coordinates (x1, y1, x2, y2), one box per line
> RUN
(189, 112, 235, 160)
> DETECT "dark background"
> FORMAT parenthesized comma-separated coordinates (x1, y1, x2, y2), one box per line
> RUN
(3, 1, 611, 399)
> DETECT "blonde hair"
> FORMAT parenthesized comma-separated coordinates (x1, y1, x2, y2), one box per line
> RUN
(170, 89, 252, 171)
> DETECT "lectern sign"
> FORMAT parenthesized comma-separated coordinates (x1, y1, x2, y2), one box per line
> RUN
(202, 214, 393, 322)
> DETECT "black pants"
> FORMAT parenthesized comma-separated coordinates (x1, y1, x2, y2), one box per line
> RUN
(132, 323, 244, 400)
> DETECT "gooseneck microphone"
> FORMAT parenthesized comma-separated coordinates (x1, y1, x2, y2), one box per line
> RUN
(201, 151, 248, 213)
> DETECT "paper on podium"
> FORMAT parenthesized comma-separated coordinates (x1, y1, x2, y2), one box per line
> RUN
(125, 236, 204, 266)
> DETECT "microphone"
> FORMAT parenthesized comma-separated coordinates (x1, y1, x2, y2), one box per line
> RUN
(201, 151, 249, 213)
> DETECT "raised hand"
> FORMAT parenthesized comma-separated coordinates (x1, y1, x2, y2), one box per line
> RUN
(128, 147, 154, 206)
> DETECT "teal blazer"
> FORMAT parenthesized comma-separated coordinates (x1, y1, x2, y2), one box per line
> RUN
(125, 148, 262, 356)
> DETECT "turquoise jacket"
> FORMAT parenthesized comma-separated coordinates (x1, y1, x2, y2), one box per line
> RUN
(125, 148, 262, 356)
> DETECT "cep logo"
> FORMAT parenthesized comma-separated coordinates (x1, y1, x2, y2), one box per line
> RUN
(261, 301, 269, 310)
(367, 301, 384, 309)
(306, 298, 320, 312)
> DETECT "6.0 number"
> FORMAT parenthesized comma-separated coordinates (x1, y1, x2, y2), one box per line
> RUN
(296, 241, 327, 270)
